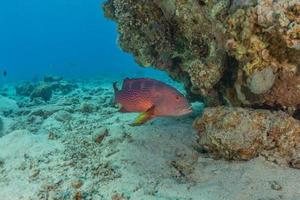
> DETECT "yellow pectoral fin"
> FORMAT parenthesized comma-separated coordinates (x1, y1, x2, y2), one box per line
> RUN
(115, 103, 122, 109)
(130, 106, 155, 126)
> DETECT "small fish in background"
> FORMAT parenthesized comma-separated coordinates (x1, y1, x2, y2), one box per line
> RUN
(3, 70, 7, 77)
(113, 78, 192, 126)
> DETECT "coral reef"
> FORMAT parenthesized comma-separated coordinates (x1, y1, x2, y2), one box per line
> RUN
(103, 0, 228, 105)
(225, 0, 300, 109)
(16, 82, 35, 96)
(16, 76, 77, 102)
(263, 71, 300, 109)
(30, 84, 53, 102)
(194, 106, 300, 168)
(103, 0, 300, 108)
(50, 80, 78, 95)
(103, 0, 300, 167)
(44, 75, 63, 83)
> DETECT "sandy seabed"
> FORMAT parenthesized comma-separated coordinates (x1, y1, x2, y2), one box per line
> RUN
(0, 76, 299, 200)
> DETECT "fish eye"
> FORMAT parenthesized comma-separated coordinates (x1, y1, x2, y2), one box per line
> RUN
(175, 95, 180, 100)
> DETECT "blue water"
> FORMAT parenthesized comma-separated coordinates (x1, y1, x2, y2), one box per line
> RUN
(0, 0, 163, 81)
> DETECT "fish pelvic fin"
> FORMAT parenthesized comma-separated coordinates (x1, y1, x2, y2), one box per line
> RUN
(119, 106, 128, 113)
(130, 106, 155, 126)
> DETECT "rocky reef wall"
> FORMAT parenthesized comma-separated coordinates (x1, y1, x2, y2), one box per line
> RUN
(103, 0, 300, 168)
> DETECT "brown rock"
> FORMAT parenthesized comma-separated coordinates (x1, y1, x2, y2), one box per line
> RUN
(194, 106, 300, 168)
(264, 71, 300, 109)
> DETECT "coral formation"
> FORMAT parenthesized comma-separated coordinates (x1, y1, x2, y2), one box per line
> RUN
(194, 106, 300, 168)
(263, 71, 300, 109)
(15, 83, 35, 96)
(50, 80, 77, 95)
(247, 67, 275, 95)
(16, 76, 77, 102)
(30, 84, 53, 102)
(103, 0, 228, 105)
(225, 0, 300, 109)
(44, 75, 63, 83)
(103, 0, 300, 167)
(103, 0, 300, 108)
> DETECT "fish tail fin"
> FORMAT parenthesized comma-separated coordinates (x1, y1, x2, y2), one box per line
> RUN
(113, 82, 119, 93)
(112, 82, 119, 106)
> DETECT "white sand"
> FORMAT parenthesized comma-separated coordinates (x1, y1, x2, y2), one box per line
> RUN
(0, 78, 299, 200)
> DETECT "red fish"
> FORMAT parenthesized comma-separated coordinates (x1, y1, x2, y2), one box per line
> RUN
(113, 78, 192, 126)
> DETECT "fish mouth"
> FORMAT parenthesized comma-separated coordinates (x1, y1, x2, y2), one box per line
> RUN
(181, 106, 193, 115)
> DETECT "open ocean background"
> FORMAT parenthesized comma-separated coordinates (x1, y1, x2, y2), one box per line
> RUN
(0, 0, 164, 82)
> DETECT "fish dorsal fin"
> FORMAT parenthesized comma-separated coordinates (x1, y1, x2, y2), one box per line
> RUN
(130, 105, 155, 126)
(122, 78, 164, 90)
(122, 78, 136, 90)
